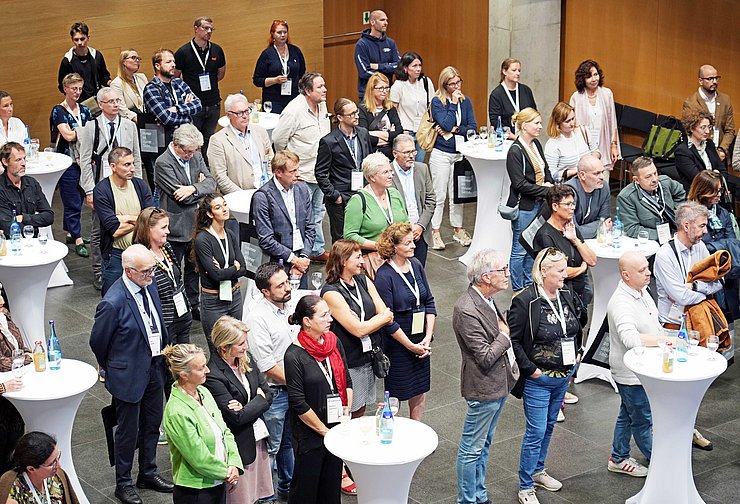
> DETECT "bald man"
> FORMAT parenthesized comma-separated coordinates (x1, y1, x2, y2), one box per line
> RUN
(684, 64, 735, 163)
(354, 9, 400, 100)
(565, 154, 612, 239)
(605, 251, 659, 478)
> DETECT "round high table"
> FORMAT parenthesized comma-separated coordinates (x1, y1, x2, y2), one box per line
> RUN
(574, 237, 660, 390)
(25, 152, 75, 287)
(217, 112, 280, 140)
(324, 417, 438, 504)
(624, 346, 726, 504)
(457, 141, 512, 265)
(0, 239, 68, 347)
(3, 359, 98, 504)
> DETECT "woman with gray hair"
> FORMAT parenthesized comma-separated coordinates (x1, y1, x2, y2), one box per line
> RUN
(508, 247, 583, 503)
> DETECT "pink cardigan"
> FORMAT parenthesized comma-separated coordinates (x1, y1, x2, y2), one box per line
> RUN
(569, 86, 620, 170)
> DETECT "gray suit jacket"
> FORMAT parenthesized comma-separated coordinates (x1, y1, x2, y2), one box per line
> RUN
(77, 115, 142, 194)
(616, 175, 686, 241)
(154, 148, 217, 242)
(390, 160, 435, 242)
(452, 286, 520, 401)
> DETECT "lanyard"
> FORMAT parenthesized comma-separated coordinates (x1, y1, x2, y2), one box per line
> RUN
(340, 279, 365, 322)
(274, 45, 289, 76)
(208, 227, 230, 266)
(61, 101, 81, 127)
(152, 248, 178, 286)
(539, 287, 567, 335)
(501, 82, 520, 112)
(316, 357, 335, 392)
(366, 188, 394, 225)
(343, 133, 359, 168)
(389, 259, 420, 306)
(135, 288, 158, 333)
(190, 40, 210, 73)
(637, 183, 667, 219)
(583, 193, 593, 220)
(23, 473, 50, 504)
(454, 102, 462, 126)
(678, 246, 691, 278)
(105, 117, 120, 146)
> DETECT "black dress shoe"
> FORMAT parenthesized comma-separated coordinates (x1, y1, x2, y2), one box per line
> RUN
(115, 485, 143, 504)
(136, 474, 174, 493)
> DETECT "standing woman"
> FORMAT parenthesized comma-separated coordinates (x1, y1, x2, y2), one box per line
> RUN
(205, 316, 274, 504)
(391, 51, 435, 162)
(359, 73, 403, 160)
(192, 194, 246, 345)
(544, 102, 599, 182)
(51, 73, 92, 257)
(428, 66, 477, 250)
(162, 344, 242, 504)
(508, 249, 583, 502)
(569, 60, 620, 174)
(110, 49, 148, 122)
(488, 58, 537, 138)
(252, 20, 306, 114)
(284, 295, 352, 504)
(0, 91, 26, 148)
(507, 107, 553, 291)
(374, 223, 436, 420)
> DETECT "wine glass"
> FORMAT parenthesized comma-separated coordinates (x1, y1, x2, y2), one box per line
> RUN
(38, 232, 48, 253)
(23, 225, 34, 246)
(706, 334, 720, 360)
(264, 101, 273, 114)
(358, 417, 373, 444)
(633, 346, 645, 366)
(289, 276, 301, 292)
(389, 397, 399, 416)
(253, 99, 262, 112)
(11, 349, 24, 378)
(503, 126, 512, 138)
(466, 129, 476, 143)
(478, 126, 488, 142)
(688, 330, 700, 356)
(311, 272, 323, 291)
(637, 230, 649, 248)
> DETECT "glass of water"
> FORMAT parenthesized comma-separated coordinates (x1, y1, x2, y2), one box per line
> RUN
(707, 334, 720, 360)
(11, 349, 24, 377)
(466, 129, 476, 143)
(38, 232, 49, 253)
(289, 276, 301, 292)
(478, 126, 488, 142)
(389, 397, 399, 416)
(633, 345, 645, 366)
(23, 225, 34, 246)
(264, 101, 272, 114)
(688, 330, 700, 356)
(311, 272, 323, 291)
(637, 230, 649, 248)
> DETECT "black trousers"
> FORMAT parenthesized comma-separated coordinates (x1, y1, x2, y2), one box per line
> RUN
(414, 234, 428, 266)
(173, 484, 225, 504)
(325, 199, 347, 243)
(164, 314, 193, 400)
(192, 103, 221, 160)
(170, 240, 200, 310)
(287, 444, 342, 504)
(113, 360, 165, 487)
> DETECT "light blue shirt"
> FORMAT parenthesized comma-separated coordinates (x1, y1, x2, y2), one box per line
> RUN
(392, 159, 419, 224)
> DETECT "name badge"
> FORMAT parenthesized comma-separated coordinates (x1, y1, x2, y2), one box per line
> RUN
(253, 418, 269, 441)
(173, 292, 188, 317)
(561, 337, 576, 366)
(454, 135, 465, 152)
(219, 280, 233, 302)
(149, 333, 162, 357)
(351, 171, 364, 191)
(326, 393, 342, 424)
(199, 73, 211, 92)
(361, 335, 372, 353)
(281, 79, 292, 96)
(412, 310, 425, 335)
(668, 302, 683, 323)
(506, 343, 516, 368)
(657, 223, 671, 245)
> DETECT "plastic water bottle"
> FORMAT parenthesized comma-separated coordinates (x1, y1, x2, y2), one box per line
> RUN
(9, 210, 21, 254)
(676, 314, 689, 363)
(33, 341, 46, 372)
(259, 160, 269, 188)
(23, 126, 31, 152)
(495, 116, 504, 152)
(379, 391, 394, 444)
(612, 206, 623, 249)
(47, 320, 62, 370)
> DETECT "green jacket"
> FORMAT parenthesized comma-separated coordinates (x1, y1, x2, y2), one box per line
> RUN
(343, 187, 409, 244)
(616, 175, 686, 241)
(163, 384, 244, 488)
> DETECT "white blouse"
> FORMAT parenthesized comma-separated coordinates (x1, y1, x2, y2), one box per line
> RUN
(0, 117, 27, 147)
(390, 77, 435, 132)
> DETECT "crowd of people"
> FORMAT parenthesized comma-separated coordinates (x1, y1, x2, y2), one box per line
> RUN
(0, 9, 737, 504)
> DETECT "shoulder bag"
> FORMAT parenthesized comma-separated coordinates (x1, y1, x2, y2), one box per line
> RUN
(498, 144, 526, 220)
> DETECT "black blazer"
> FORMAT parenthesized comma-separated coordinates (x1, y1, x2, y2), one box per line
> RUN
(358, 106, 403, 160)
(315, 126, 373, 204)
(204, 352, 273, 466)
(673, 138, 725, 191)
(506, 138, 553, 211)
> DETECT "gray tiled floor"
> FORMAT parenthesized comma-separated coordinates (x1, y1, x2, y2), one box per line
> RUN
(38, 198, 740, 504)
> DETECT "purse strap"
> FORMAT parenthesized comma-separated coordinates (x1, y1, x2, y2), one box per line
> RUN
(368, 108, 388, 131)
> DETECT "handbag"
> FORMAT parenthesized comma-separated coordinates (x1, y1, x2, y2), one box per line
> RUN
(416, 103, 438, 152)
(498, 144, 526, 220)
(371, 344, 390, 378)
(642, 116, 682, 161)
(453, 157, 477, 203)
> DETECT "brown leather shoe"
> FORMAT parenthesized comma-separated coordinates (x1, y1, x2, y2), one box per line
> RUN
(310, 252, 330, 263)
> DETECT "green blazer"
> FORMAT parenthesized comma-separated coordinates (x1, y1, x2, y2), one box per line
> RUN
(163, 384, 244, 489)
(343, 187, 409, 244)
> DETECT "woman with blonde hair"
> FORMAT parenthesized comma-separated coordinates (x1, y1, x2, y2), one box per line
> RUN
(204, 316, 274, 504)
(428, 66, 477, 250)
(110, 49, 148, 122)
(544, 101, 599, 182)
(359, 72, 403, 160)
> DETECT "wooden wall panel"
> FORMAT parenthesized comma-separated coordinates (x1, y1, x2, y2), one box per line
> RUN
(4, 0, 323, 145)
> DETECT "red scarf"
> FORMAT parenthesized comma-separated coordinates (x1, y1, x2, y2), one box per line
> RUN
(297, 329, 348, 405)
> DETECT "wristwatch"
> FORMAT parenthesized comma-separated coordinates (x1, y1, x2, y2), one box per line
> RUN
(691, 281, 699, 292)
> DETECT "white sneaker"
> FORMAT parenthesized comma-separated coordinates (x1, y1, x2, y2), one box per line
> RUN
(518, 488, 540, 504)
(432, 233, 445, 250)
(557, 408, 565, 422)
(607, 457, 648, 477)
(453, 229, 472, 246)
(533, 470, 562, 491)
(564, 391, 579, 404)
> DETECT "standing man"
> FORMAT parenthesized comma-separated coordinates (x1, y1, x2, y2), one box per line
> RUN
(246, 263, 297, 503)
(143, 49, 202, 146)
(208, 93, 274, 194)
(453, 249, 519, 504)
(354, 10, 400, 100)
(390, 134, 435, 265)
(272, 72, 331, 262)
(683, 65, 734, 164)
(653, 201, 720, 451)
(78, 87, 142, 290)
(565, 154, 611, 239)
(606, 251, 658, 478)
(174, 17, 227, 157)
(90, 244, 173, 504)
(0, 142, 53, 236)
(154, 124, 216, 320)
(251, 151, 314, 287)
(57, 22, 111, 102)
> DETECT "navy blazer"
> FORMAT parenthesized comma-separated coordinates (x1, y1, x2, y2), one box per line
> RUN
(93, 177, 154, 258)
(315, 126, 373, 204)
(204, 353, 272, 466)
(89, 278, 170, 403)
(673, 138, 725, 191)
(251, 179, 315, 263)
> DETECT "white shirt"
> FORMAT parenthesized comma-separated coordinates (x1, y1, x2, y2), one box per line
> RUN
(0, 117, 26, 148)
(698, 87, 721, 145)
(544, 131, 595, 182)
(230, 125, 263, 184)
(392, 159, 419, 224)
(245, 296, 297, 385)
(273, 177, 304, 253)
(390, 77, 435, 132)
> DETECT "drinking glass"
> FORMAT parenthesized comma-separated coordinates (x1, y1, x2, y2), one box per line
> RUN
(253, 99, 262, 112)
(688, 330, 700, 356)
(23, 225, 34, 246)
(707, 334, 720, 360)
(264, 101, 273, 114)
(359, 417, 373, 444)
(38, 232, 48, 253)
(478, 126, 488, 141)
(389, 397, 399, 416)
(503, 126, 511, 138)
(311, 272, 323, 290)
(43, 147, 55, 164)
(466, 129, 476, 143)
(637, 230, 649, 248)
(289, 276, 301, 292)
(11, 349, 24, 378)
(633, 345, 645, 366)
(30, 139, 40, 161)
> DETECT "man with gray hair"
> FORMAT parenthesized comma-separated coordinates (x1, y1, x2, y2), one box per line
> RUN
(452, 248, 519, 504)
(154, 123, 216, 318)
(78, 86, 142, 290)
(565, 154, 611, 239)
(653, 200, 720, 450)
(208, 93, 273, 194)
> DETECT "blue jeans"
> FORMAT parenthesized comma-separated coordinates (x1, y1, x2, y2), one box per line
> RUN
(303, 182, 325, 256)
(408, 132, 427, 163)
(519, 371, 570, 490)
(456, 397, 507, 504)
(59, 162, 83, 239)
(101, 248, 123, 296)
(510, 201, 541, 291)
(261, 387, 294, 499)
(612, 383, 652, 463)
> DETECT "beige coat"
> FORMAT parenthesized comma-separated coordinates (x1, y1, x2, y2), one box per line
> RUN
(208, 124, 274, 194)
(110, 73, 148, 122)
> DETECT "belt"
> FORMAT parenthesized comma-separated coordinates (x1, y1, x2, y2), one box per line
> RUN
(201, 282, 241, 295)
(269, 384, 287, 390)
(662, 322, 680, 330)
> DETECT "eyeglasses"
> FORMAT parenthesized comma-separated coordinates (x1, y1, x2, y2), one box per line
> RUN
(446, 79, 463, 88)
(126, 56, 142, 62)
(67, 87, 83, 93)
(198, 25, 215, 32)
(486, 265, 509, 275)
(40, 450, 61, 469)
(100, 98, 121, 105)
(176, 145, 198, 156)
(227, 109, 252, 117)
(700, 76, 721, 81)
(697, 124, 711, 131)
(130, 266, 156, 277)
(396, 149, 418, 156)
(557, 201, 576, 208)
(373, 86, 390, 92)
(340, 111, 360, 118)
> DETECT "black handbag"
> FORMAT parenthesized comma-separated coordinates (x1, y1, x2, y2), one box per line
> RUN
(371, 344, 390, 378)
(453, 157, 477, 204)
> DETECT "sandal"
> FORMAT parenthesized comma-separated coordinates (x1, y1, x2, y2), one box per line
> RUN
(341, 468, 357, 496)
